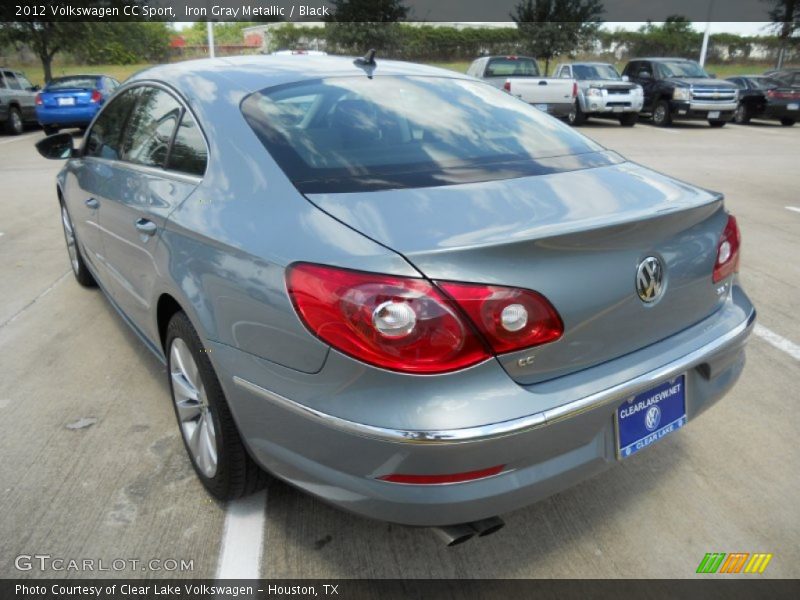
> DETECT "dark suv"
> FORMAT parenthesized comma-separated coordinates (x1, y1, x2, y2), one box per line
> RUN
(622, 58, 739, 127)
(0, 68, 38, 135)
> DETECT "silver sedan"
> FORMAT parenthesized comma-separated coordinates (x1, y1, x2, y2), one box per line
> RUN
(36, 55, 755, 545)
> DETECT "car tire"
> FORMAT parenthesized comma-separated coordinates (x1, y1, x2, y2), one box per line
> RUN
(708, 120, 727, 128)
(166, 312, 269, 500)
(734, 104, 751, 124)
(567, 101, 587, 126)
(619, 113, 638, 127)
(5, 107, 24, 135)
(652, 100, 672, 127)
(44, 125, 60, 135)
(780, 118, 795, 127)
(60, 202, 96, 287)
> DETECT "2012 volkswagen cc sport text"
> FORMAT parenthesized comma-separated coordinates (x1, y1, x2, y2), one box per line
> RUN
(37, 56, 755, 536)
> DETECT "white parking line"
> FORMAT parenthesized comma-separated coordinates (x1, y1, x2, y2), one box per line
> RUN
(216, 490, 267, 579)
(754, 324, 800, 361)
(0, 132, 38, 145)
(651, 127, 679, 134)
(785, 206, 800, 215)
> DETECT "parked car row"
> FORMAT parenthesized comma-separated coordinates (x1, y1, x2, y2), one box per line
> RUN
(0, 67, 119, 135)
(467, 56, 800, 129)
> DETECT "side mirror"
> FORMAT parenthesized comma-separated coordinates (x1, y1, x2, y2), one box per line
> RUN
(621, 75, 629, 82)
(35, 132, 74, 160)
(29, 85, 40, 92)
(638, 71, 652, 80)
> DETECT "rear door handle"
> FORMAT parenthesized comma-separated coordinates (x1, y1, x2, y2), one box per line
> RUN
(85, 198, 99, 209)
(135, 218, 157, 236)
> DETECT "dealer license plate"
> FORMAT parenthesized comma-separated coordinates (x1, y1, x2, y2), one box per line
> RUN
(708, 111, 720, 119)
(58, 97, 75, 106)
(616, 375, 686, 459)
(534, 104, 548, 112)
(788, 103, 799, 111)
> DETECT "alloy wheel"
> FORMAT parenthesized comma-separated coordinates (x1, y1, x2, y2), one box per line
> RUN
(10, 110, 23, 134)
(170, 338, 218, 478)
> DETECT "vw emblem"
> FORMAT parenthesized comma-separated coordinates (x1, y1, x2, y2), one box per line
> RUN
(644, 405, 661, 432)
(636, 256, 664, 303)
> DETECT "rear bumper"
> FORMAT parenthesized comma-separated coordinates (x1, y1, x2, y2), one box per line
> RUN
(36, 105, 99, 126)
(760, 104, 800, 120)
(213, 285, 755, 526)
(529, 102, 573, 118)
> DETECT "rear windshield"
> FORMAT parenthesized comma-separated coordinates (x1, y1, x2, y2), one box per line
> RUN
(750, 77, 782, 89)
(47, 76, 99, 90)
(485, 57, 540, 78)
(241, 76, 607, 193)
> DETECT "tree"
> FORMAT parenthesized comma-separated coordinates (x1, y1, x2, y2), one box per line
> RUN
(511, 0, 604, 75)
(764, 0, 799, 68)
(324, 0, 409, 54)
(0, 22, 89, 82)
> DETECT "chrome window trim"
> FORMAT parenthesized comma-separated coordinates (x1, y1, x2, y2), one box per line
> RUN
(81, 79, 210, 178)
(233, 307, 755, 446)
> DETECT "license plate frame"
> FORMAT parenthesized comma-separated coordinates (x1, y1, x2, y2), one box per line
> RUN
(788, 103, 799, 111)
(612, 106, 624, 113)
(708, 110, 720, 119)
(534, 103, 548, 112)
(57, 97, 76, 106)
(615, 375, 687, 460)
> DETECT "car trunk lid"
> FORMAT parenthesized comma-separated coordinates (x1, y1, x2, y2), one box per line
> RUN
(40, 88, 95, 108)
(306, 161, 730, 384)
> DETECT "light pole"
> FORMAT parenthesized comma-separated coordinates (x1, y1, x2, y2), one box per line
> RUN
(207, 21, 215, 59)
(698, 0, 716, 68)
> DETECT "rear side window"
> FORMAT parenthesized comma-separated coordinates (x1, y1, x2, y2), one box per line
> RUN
(85, 88, 140, 160)
(242, 75, 606, 193)
(167, 113, 207, 176)
(121, 87, 181, 168)
(485, 58, 539, 78)
(4, 72, 21, 90)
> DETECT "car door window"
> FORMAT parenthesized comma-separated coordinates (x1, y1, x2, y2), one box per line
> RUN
(0, 74, 6, 89)
(560, 67, 571, 78)
(166, 112, 207, 176)
(4, 72, 21, 90)
(121, 87, 182, 168)
(85, 88, 140, 160)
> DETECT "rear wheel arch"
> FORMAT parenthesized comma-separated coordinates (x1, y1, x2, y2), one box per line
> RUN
(156, 293, 185, 353)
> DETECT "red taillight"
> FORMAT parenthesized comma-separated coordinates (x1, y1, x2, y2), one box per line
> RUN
(35, 93, 42, 105)
(287, 264, 490, 374)
(90, 89, 102, 103)
(437, 281, 563, 354)
(503, 80, 511, 93)
(572, 81, 578, 98)
(712, 215, 741, 283)
(286, 263, 564, 374)
(379, 465, 505, 485)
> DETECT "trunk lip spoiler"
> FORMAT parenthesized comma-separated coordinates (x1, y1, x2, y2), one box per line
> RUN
(232, 304, 755, 445)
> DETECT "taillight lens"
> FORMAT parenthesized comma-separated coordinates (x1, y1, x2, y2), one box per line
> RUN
(287, 264, 490, 374)
(437, 282, 563, 354)
(572, 81, 578, 98)
(287, 264, 564, 374)
(35, 93, 42, 105)
(90, 89, 102, 103)
(713, 215, 741, 283)
(503, 80, 511, 92)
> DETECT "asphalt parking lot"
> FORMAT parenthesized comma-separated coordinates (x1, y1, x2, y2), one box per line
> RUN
(1, 118, 798, 580)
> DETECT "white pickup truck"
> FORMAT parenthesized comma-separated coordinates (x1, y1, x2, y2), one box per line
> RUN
(467, 55, 577, 119)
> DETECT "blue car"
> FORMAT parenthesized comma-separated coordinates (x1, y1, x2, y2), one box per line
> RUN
(36, 75, 119, 134)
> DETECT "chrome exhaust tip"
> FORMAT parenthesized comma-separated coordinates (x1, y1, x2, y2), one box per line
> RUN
(432, 524, 476, 547)
(469, 516, 505, 537)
